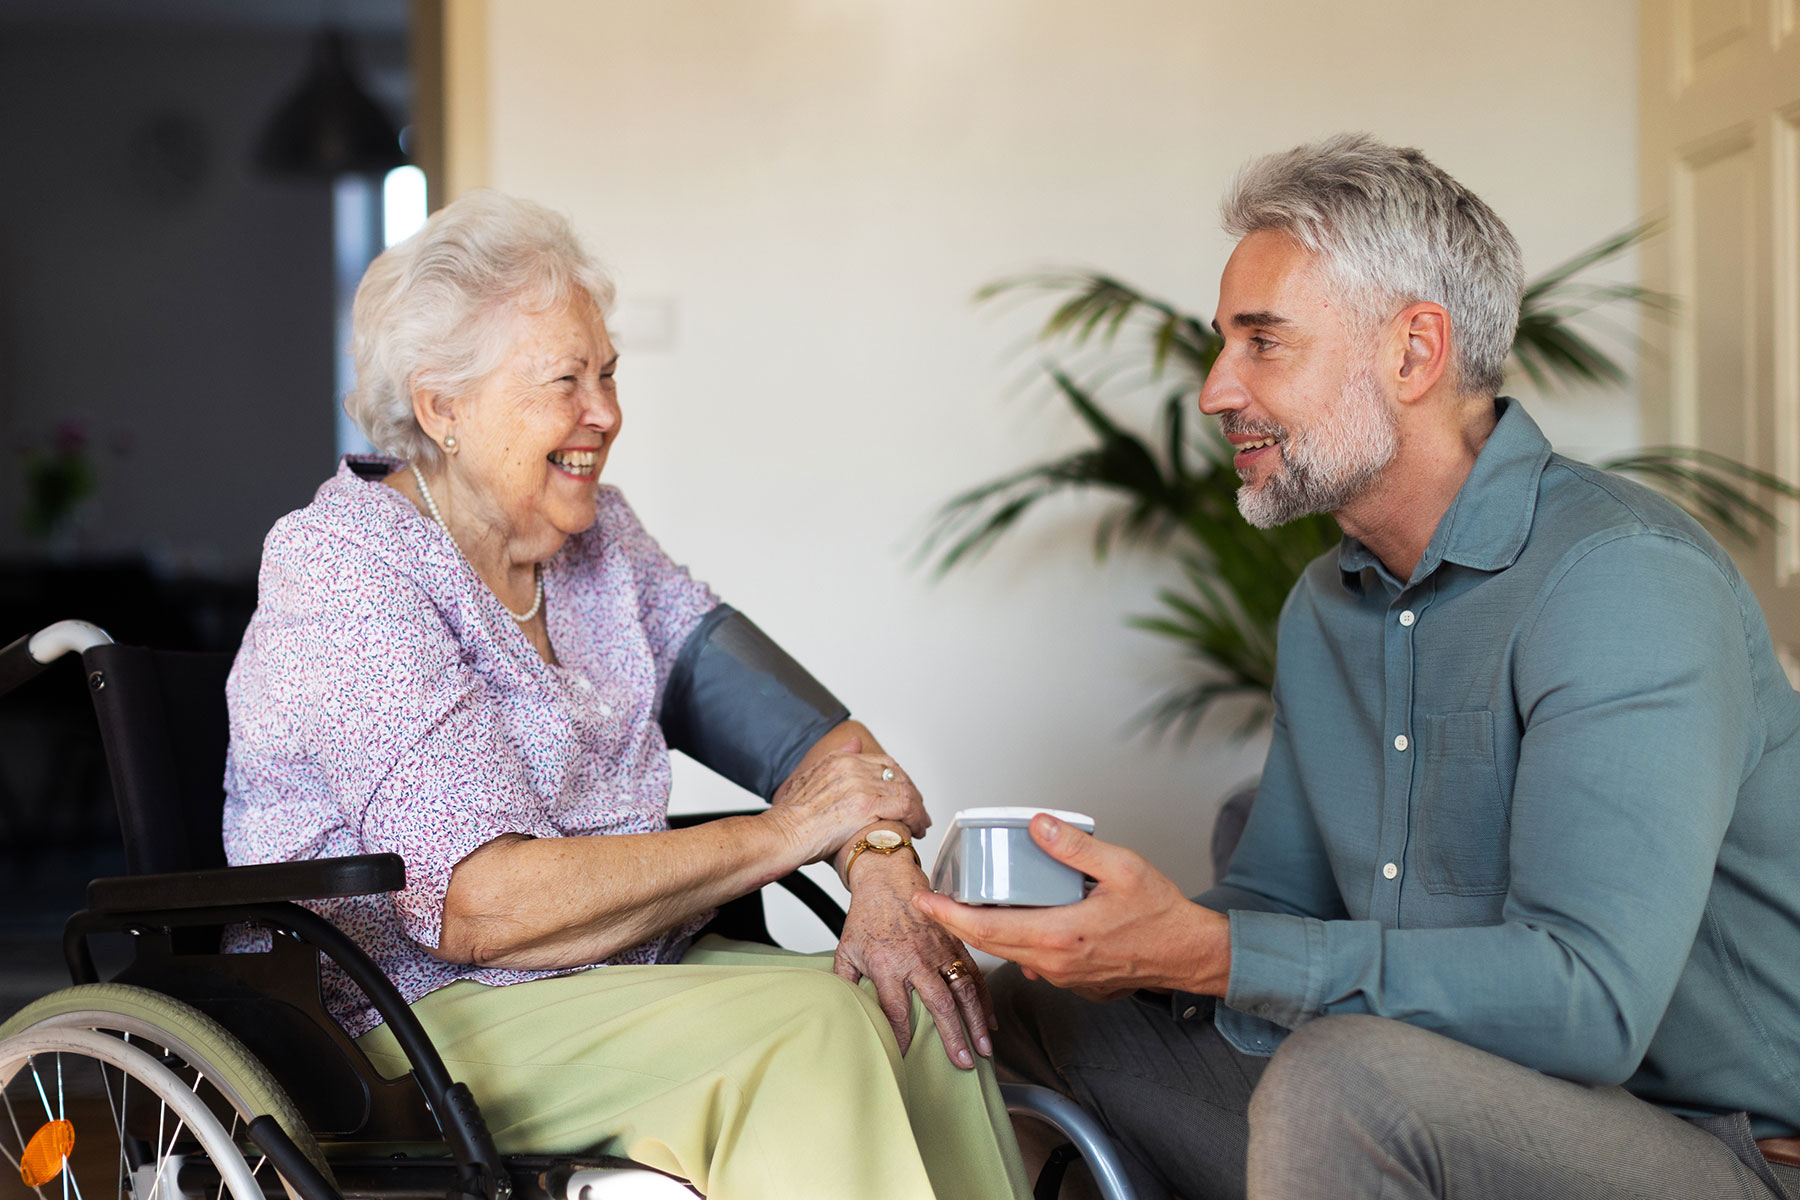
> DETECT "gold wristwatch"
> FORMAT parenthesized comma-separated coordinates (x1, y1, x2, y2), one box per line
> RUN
(844, 828, 921, 876)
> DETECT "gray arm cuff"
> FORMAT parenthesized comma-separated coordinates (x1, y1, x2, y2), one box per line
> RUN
(661, 605, 851, 801)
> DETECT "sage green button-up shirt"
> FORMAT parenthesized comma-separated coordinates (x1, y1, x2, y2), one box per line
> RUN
(1194, 398, 1800, 1135)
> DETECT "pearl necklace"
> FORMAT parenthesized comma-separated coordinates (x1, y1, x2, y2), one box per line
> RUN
(411, 464, 544, 623)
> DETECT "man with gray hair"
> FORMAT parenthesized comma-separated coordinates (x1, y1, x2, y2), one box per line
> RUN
(915, 134, 1800, 1199)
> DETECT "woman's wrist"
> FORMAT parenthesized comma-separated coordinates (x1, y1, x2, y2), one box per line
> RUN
(834, 821, 925, 889)
(751, 807, 827, 878)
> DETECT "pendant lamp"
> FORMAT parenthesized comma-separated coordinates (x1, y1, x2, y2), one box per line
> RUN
(256, 29, 407, 177)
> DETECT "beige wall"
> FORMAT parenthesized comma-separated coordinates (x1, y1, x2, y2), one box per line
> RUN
(457, 0, 1640, 936)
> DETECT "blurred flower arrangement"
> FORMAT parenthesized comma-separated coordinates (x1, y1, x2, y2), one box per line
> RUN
(19, 420, 98, 546)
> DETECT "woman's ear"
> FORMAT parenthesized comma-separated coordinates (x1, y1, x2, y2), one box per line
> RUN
(410, 377, 457, 452)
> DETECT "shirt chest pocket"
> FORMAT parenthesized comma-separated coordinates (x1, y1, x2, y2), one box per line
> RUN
(1416, 710, 1510, 896)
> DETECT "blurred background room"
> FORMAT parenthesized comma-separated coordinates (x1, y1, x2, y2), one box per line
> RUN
(3, 0, 1794, 1006)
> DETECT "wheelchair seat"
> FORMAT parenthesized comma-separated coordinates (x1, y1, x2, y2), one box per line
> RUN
(0, 621, 1138, 1200)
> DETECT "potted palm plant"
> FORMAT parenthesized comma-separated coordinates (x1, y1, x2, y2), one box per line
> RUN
(924, 227, 1798, 739)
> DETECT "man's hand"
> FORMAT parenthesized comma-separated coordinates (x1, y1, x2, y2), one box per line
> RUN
(911, 813, 1232, 1001)
(834, 853, 995, 1069)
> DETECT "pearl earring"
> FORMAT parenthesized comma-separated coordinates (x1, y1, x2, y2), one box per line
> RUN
(444, 433, 459, 453)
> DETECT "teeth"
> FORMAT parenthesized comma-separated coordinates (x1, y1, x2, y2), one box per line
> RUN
(1239, 437, 1279, 451)
(549, 449, 598, 475)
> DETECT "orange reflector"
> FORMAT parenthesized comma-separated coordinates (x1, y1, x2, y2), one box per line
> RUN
(20, 1118, 75, 1188)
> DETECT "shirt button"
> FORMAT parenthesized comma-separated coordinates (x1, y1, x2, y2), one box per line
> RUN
(1182, 1005, 1198, 1020)
(1383, 862, 1399, 880)
(575, 676, 594, 691)
(1393, 734, 1409, 752)
(1399, 609, 1416, 627)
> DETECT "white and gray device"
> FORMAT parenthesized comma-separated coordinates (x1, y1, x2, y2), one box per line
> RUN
(929, 807, 1097, 906)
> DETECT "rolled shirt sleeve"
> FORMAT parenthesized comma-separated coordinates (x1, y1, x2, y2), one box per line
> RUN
(363, 685, 563, 950)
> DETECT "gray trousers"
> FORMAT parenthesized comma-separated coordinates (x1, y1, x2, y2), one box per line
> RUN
(991, 964, 1800, 1200)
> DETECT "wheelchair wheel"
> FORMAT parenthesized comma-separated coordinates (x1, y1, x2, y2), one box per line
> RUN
(0, 984, 328, 1199)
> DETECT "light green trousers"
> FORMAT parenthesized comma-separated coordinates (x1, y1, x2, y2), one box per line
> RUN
(356, 936, 1030, 1200)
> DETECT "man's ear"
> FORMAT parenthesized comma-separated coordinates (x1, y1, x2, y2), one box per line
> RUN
(410, 376, 457, 450)
(1391, 302, 1452, 404)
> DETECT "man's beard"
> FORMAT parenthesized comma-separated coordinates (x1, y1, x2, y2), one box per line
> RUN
(1225, 365, 1400, 529)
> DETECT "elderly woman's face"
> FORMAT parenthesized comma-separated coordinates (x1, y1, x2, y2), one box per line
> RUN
(450, 295, 620, 550)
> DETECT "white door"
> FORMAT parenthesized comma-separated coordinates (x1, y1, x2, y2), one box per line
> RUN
(1639, 0, 1800, 683)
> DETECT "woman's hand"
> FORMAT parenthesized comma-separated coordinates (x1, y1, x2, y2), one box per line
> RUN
(833, 852, 995, 1069)
(765, 736, 928, 864)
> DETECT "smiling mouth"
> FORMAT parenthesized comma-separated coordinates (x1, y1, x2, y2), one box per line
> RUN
(548, 448, 600, 477)
(1234, 437, 1279, 452)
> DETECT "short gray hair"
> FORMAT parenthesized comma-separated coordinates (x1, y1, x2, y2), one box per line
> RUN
(345, 190, 616, 466)
(1220, 134, 1523, 397)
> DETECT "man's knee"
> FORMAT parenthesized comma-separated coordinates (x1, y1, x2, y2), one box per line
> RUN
(1249, 1015, 1441, 1182)
(1252, 1014, 1414, 1122)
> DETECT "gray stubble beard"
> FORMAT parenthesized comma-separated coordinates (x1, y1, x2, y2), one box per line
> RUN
(1231, 364, 1400, 529)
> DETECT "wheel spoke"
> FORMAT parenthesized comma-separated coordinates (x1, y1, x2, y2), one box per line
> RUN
(29, 1056, 56, 1124)
(119, 1036, 131, 1200)
(217, 1113, 237, 1200)
(97, 1058, 128, 1200)
(54, 1054, 70, 1200)
(145, 1093, 168, 1200)
(0, 1076, 43, 1199)
(0, 1083, 26, 1173)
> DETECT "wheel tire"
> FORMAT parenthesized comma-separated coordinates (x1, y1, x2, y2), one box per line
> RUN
(1, 982, 333, 1190)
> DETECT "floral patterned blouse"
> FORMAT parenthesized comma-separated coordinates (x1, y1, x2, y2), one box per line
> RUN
(222, 456, 720, 1036)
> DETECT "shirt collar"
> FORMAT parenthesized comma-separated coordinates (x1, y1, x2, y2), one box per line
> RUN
(1337, 397, 1551, 589)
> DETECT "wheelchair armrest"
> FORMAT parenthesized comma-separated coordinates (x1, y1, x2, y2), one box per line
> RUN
(86, 854, 406, 914)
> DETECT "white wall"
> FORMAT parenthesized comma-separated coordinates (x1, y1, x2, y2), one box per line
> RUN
(466, 0, 1640, 938)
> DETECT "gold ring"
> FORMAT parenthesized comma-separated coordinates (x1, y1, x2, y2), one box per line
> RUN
(941, 959, 968, 984)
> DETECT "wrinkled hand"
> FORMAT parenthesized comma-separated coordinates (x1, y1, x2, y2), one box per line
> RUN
(767, 737, 929, 864)
(835, 862, 994, 1069)
(912, 813, 1231, 1002)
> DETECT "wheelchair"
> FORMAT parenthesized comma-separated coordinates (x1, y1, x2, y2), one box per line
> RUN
(0, 620, 1137, 1200)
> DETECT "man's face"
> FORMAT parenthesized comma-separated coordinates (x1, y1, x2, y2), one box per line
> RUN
(1197, 230, 1399, 528)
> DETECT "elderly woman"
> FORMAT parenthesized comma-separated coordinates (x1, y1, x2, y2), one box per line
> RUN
(222, 191, 1028, 1199)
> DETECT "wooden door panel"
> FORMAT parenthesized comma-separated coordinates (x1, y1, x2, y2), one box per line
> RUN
(1644, 0, 1800, 683)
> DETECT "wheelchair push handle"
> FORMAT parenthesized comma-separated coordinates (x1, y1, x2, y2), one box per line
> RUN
(0, 620, 112, 696)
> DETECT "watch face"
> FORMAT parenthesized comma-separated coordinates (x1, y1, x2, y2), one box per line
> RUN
(867, 829, 904, 850)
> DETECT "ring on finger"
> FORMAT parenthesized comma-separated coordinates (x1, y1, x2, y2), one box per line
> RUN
(880, 767, 895, 782)
(941, 959, 969, 984)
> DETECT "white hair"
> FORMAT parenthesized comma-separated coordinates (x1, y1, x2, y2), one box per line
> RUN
(345, 190, 616, 467)
(1220, 134, 1524, 397)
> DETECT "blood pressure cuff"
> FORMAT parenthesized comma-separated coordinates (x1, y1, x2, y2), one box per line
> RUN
(661, 605, 850, 801)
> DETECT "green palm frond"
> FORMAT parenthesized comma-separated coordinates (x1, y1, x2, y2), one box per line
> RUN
(1600, 447, 1800, 544)
(1512, 222, 1675, 392)
(979, 272, 1222, 381)
(918, 369, 1187, 571)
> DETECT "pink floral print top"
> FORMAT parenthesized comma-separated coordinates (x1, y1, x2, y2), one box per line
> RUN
(223, 457, 720, 1036)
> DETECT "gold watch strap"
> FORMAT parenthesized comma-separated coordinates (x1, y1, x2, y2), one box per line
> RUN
(845, 835, 922, 876)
